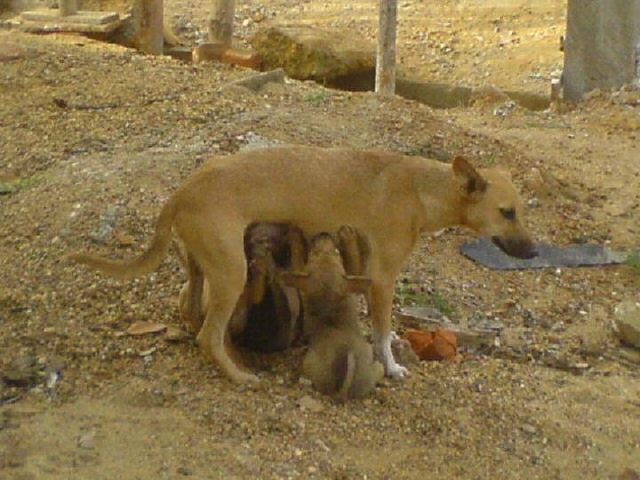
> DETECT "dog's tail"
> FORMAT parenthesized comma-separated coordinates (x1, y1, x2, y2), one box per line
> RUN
(336, 348, 356, 400)
(66, 199, 178, 280)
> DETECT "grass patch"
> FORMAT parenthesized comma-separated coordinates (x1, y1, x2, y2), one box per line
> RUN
(431, 290, 455, 317)
(625, 251, 640, 275)
(305, 91, 328, 106)
(395, 281, 456, 317)
(395, 281, 429, 306)
(0, 176, 35, 195)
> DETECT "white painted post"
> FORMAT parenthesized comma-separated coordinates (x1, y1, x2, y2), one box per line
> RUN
(208, 0, 235, 46)
(375, 0, 397, 96)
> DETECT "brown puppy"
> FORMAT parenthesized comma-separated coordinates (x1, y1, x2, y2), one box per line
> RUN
(178, 222, 306, 352)
(67, 146, 536, 383)
(281, 230, 383, 399)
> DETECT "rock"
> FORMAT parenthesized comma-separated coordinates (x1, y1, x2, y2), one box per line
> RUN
(297, 395, 324, 413)
(250, 24, 375, 82)
(228, 68, 286, 92)
(89, 206, 119, 245)
(78, 431, 96, 449)
(2, 354, 41, 388)
(619, 468, 640, 480)
(0, 42, 27, 62)
(613, 300, 640, 349)
(177, 466, 194, 476)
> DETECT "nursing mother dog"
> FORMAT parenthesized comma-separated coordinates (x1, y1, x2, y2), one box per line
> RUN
(67, 145, 537, 384)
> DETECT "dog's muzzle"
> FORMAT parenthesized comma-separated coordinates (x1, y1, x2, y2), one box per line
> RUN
(492, 236, 538, 259)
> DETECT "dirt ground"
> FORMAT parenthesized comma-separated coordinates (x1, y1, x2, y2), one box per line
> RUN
(1, 1, 640, 479)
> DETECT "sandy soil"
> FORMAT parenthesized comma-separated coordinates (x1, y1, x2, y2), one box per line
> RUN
(1, 1, 639, 479)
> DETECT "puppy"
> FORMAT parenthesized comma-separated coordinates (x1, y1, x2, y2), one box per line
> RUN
(178, 222, 306, 352)
(281, 230, 383, 399)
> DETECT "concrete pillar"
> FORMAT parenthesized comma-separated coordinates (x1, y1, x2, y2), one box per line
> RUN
(375, 0, 397, 96)
(562, 0, 640, 101)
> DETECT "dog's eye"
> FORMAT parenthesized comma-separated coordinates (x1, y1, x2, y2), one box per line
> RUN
(500, 208, 516, 220)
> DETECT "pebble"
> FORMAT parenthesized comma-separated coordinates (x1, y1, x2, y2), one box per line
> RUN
(297, 395, 324, 413)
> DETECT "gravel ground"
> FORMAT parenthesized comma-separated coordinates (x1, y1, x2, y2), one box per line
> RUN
(1, 1, 639, 478)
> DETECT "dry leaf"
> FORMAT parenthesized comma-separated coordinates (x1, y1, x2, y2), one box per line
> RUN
(126, 321, 167, 336)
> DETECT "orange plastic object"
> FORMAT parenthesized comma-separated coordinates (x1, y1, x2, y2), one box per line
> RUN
(404, 328, 458, 361)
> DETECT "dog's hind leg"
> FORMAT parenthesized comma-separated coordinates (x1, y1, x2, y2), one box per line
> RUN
(188, 227, 258, 384)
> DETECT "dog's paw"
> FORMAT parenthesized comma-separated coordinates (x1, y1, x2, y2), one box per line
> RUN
(385, 362, 409, 380)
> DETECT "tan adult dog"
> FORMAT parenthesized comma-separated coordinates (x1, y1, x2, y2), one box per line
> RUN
(67, 146, 536, 383)
(281, 229, 384, 399)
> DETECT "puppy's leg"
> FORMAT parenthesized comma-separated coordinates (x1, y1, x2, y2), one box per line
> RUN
(286, 226, 307, 271)
(370, 279, 408, 379)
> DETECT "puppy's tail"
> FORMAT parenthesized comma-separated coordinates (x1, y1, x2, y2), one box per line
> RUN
(336, 348, 356, 400)
(65, 199, 178, 280)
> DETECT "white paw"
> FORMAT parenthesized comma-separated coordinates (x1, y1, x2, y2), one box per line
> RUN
(385, 362, 409, 380)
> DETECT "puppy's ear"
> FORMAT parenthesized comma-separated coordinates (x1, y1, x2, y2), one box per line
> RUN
(343, 275, 372, 295)
(279, 271, 311, 291)
(452, 156, 487, 198)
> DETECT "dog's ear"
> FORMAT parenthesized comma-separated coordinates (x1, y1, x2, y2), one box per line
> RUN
(343, 275, 372, 294)
(279, 271, 311, 291)
(452, 156, 488, 197)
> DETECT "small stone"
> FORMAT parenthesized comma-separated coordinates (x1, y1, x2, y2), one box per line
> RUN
(522, 423, 537, 434)
(78, 432, 96, 450)
(297, 395, 324, 413)
(613, 300, 640, 349)
(177, 466, 193, 476)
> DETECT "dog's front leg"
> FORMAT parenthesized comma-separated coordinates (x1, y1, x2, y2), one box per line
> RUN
(370, 279, 408, 379)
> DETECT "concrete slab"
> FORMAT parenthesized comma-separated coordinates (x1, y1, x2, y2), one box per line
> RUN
(3, 12, 129, 34)
(21, 9, 119, 25)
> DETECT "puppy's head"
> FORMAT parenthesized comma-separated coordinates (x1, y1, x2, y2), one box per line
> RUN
(452, 157, 537, 259)
(280, 233, 370, 297)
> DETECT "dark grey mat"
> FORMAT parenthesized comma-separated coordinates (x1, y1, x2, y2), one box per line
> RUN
(460, 238, 628, 270)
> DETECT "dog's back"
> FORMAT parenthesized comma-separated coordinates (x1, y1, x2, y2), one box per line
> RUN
(282, 233, 383, 399)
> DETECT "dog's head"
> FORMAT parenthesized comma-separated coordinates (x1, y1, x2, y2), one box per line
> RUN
(452, 157, 537, 259)
(280, 233, 371, 298)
